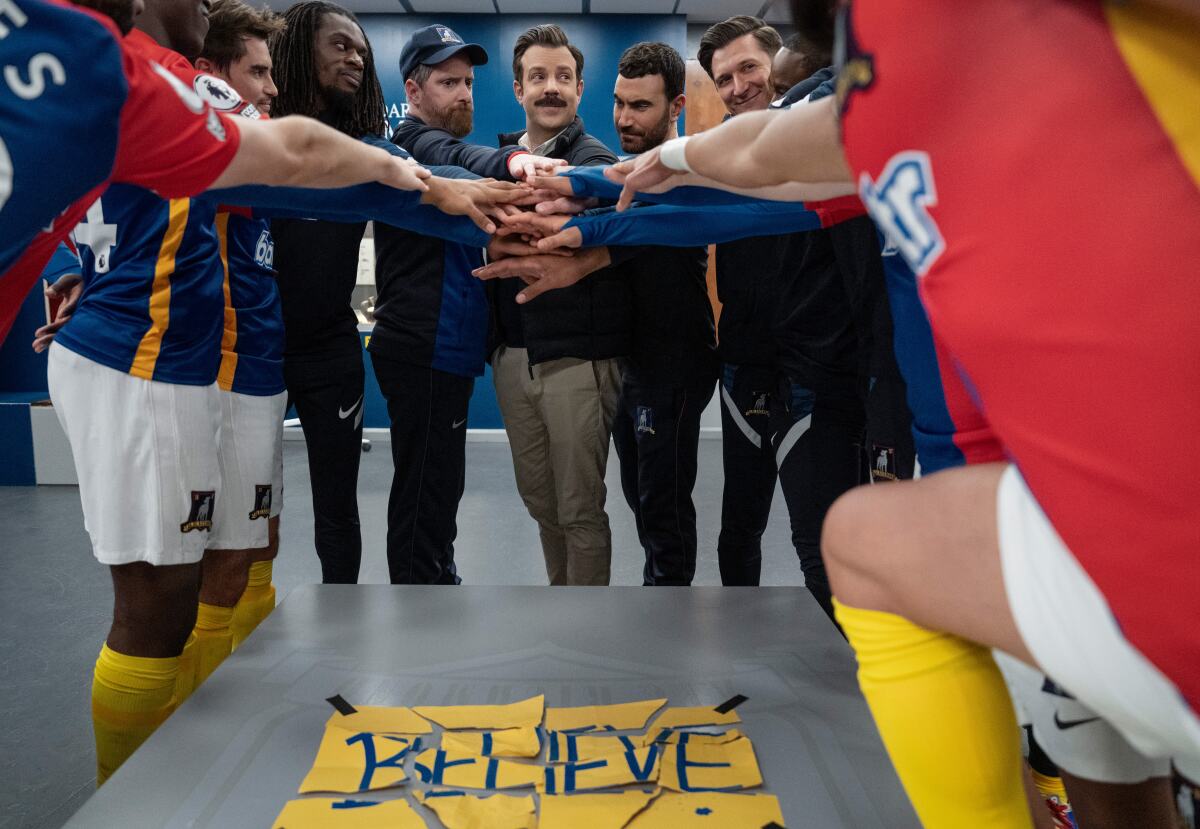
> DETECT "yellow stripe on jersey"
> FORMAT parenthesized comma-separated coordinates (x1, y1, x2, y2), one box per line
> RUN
(1106, 1, 1200, 189)
(215, 212, 239, 392)
(130, 199, 190, 379)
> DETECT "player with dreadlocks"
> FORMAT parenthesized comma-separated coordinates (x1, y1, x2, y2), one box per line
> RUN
(266, 1, 388, 585)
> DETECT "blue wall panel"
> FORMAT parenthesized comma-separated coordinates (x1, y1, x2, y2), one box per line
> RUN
(0, 404, 35, 485)
(361, 14, 687, 152)
(0, 280, 49, 395)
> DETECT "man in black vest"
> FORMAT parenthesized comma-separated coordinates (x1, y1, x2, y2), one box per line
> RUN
(489, 25, 634, 586)
(608, 42, 718, 586)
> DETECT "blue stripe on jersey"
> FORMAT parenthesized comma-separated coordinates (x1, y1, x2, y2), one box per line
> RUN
(217, 212, 284, 395)
(58, 184, 224, 385)
(880, 246, 965, 474)
(431, 241, 487, 377)
(0, 0, 124, 274)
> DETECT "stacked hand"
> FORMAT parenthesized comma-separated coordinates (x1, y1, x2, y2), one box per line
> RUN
(467, 168, 613, 304)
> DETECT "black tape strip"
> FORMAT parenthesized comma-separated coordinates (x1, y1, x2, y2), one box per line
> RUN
(326, 694, 357, 716)
(714, 694, 748, 714)
(762, 823, 785, 829)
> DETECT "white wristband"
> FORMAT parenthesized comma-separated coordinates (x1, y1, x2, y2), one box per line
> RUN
(658, 136, 693, 173)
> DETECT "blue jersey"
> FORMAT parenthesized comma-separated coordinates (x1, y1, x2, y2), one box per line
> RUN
(59, 184, 225, 385)
(214, 209, 284, 395)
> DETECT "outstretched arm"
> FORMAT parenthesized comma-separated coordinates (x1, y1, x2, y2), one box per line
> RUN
(499, 196, 865, 250)
(529, 165, 855, 207)
(610, 96, 851, 208)
(208, 116, 431, 192)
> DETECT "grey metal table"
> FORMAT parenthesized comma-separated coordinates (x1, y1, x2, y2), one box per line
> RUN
(64, 585, 918, 828)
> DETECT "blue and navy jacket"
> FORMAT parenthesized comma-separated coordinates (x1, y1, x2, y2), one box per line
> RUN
(368, 161, 488, 378)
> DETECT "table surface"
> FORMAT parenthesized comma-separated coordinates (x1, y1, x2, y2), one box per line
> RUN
(64, 585, 918, 828)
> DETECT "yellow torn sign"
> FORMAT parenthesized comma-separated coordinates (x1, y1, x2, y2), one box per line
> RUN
(413, 695, 544, 730)
(411, 747, 542, 790)
(658, 737, 762, 793)
(299, 728, 423, 793)
(637, 728, 744, 747)
(544, 699, 666, 732)
(539, 789, 660, 828)
(440, 727, 541, 758)
(326, 706, 433, 735)
(539, 745, 661, 794)
(626, 791, 785, 827)
(649, 706, 741, 730)
(546, 730, 642, 763)
(413, 790, 536, 829)
(271, 797, 426, 829)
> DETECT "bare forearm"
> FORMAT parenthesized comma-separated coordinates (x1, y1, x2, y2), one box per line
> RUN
(268, 118, 396, 188)
(685, 98, 852, 189)
(210, 117, 401, 190)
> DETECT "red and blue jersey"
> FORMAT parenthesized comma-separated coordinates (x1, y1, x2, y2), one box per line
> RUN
(56, 30, 247, 386)
(0, 0, 239, 345)
(840, 0, 1200, 710)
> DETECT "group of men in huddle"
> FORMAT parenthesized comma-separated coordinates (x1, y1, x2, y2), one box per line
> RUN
(5, 0, 1198, 825)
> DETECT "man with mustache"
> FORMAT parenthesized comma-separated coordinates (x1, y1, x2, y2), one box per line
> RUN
(491, 24, 634, 586)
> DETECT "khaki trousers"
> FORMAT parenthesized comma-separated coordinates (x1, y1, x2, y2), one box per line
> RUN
(492, 346, 623, 585)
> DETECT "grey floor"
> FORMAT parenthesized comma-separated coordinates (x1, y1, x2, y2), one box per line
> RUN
(0, 438, 806, 829)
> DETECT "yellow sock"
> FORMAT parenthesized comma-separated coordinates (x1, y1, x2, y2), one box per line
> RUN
(193, 602, 235, 687)
(231, 560, 275, 650)
(1030, 769, 1075, 828)
(173, 632, 197, 707)
(92, 644, 178, 785)
(834, 599, 1033, 828)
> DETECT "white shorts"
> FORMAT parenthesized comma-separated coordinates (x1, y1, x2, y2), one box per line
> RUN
(994, 651, 1170, 783)
(48, 343, 221, 566)
(997, 464, 1200, 775)
(207, 389, 286, 550)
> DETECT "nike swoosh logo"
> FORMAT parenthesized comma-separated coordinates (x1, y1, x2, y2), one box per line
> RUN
(338, 396, 363, 420)
(452, 418, 467, 429)
(1054, 713, 1100, 730)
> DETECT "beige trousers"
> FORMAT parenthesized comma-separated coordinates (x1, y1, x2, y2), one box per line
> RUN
(492, 346, 623, 585)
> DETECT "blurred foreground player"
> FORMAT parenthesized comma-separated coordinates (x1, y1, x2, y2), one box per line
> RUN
(614, 1, 1200, 824)
(0, 0, 429, 345)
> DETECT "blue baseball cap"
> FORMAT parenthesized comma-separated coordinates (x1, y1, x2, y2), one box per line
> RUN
(398, 24, 488, 82)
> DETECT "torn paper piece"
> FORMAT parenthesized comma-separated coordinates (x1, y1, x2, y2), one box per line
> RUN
(648, 706, 741, 730)
(413, 695, 544, 730)
(539, 745, 661, 794)
(544, 699, 666, 732)
(626, 791, 784, 827)
(546, 730, 641, 763)
(637, 728, 744, 747)
(539, 789, 660, 829)
(299, 728, 422, 794)
(411, 748, 542, 790)
(658, 737, 762, 793)
(271, 797, 426, 829)
(440, 727, 541, 758)
(413, 790, 536, 829)
(326, 706, 433, 735)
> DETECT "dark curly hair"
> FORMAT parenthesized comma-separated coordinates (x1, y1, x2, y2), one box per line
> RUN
(269, 1, 385, 137)
(617, 42, 685, 101)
